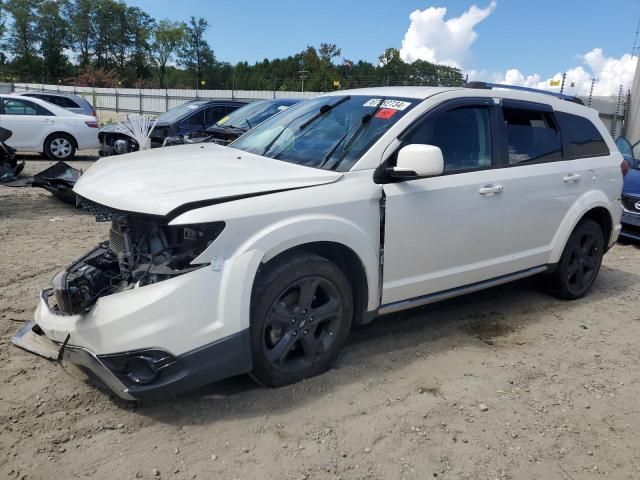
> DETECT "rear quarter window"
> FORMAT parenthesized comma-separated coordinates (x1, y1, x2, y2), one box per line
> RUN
(556, 112, 609, 159)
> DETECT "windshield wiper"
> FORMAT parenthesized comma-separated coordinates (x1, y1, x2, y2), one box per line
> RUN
(319, 98, 387, 170)
(299, 95, 351, 130)
(245, 117, 252, 129)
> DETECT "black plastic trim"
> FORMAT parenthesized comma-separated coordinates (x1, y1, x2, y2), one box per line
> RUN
(97, 329, 253, 401)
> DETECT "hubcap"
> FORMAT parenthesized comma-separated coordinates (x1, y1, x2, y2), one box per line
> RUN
(566, 231, 600, 293)
(50, 138, 72, 158)
(263, 276, 342, 373)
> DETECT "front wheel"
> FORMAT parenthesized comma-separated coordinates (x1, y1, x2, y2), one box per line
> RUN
(250, 253, 353, 387)
(546, 218, 604, 299)
(44, 133, 76, 161)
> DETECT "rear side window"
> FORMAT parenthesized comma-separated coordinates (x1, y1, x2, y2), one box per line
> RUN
(49, 96, 81, 109)
(503, 107, 562, 164)
(2, 98, 52, 116)
(556, 112, 609, 159)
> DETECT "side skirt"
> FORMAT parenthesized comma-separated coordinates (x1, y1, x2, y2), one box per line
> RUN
(377, 265, 548, 316)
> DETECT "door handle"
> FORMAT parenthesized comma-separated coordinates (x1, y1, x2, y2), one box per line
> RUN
(563, 173, 581, 183)
(478, 184, 504, 195)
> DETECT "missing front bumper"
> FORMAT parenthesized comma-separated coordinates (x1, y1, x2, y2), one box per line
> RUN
(11, 320, 136, 401)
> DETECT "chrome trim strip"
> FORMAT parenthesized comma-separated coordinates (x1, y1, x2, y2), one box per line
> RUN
(378, 266, 548, 316)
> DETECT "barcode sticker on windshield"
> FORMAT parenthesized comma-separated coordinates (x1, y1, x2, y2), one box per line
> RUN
(363, 99, 411, 110)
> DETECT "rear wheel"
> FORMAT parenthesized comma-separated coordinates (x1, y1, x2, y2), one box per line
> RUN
(250, 253, 353, 387)
(44, 134, 76, 161)
(546, 219, 604, 299)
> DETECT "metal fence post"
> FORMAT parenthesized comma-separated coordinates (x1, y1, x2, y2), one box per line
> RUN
(139, 89, 143, 114)
(115, 88, 119, 113)
(165, 88, 169, 113)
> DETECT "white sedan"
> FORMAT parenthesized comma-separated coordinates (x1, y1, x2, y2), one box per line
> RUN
(0, 94, 100, 160)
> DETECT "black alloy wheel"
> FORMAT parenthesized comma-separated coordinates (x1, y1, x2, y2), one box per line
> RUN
(250, 253, 353, 387)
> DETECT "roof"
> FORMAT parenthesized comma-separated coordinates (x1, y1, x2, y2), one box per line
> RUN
(322, 86, 460, 99)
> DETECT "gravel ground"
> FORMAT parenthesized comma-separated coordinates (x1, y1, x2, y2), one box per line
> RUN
(2, 158, 640, 480)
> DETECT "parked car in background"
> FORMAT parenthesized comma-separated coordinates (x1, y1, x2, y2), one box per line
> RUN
(99, 99, 247, 156)
(17, 91, 97, 118)
(0, 94, 99, 160)
(615, 137, 640, 241)
(196, 98, 301, 144)
(14, 85, 622, 400)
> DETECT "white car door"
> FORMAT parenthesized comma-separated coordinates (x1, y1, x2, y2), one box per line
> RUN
(498, 101, 584, 271)
(381, 98, 513, 305)
(0, 97, 54, 150)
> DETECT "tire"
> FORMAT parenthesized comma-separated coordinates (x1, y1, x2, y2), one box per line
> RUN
(546, 218, 604, 300)
(250, 253, 353, 387)
(44, 133, 76, 161)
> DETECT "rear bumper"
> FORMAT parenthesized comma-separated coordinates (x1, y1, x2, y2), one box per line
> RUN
(12, 319, 252, 401)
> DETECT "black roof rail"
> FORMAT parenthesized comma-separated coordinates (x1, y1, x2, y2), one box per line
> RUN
(465, 81, 584, 105)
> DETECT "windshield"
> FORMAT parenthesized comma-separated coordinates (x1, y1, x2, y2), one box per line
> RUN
(156, 102, 206, 123)
(230, 95, 417, 171)
(217, 101, 293, 129)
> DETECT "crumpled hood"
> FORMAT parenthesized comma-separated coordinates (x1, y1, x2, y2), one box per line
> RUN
(74, 143, 342, 216)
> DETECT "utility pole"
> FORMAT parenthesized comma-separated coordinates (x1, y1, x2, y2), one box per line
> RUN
(298, 69, 309, 93)
(587, 78, 596, 107)
(559, 72, 567, 95)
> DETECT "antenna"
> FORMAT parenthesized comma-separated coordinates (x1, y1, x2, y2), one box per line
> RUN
(633, 16, 640, 56)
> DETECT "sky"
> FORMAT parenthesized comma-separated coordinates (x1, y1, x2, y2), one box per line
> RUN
(124, 0, 640, 96)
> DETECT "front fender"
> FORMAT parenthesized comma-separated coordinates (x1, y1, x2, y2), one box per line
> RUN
(195, 214, 380, 311)
(549, 189, 621, 263)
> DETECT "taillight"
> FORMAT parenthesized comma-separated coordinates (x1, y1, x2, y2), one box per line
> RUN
(621, 159, 629, 177)
(85, 120, 98, 128)
(92, 108, 97, 118)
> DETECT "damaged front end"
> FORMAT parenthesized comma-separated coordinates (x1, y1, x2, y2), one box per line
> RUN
(52, 198, 225, 315)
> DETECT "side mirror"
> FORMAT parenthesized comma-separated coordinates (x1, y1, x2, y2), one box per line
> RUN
(390, 144, 444, 179)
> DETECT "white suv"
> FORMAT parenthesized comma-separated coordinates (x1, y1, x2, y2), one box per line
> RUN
(13, 85, 623, 400)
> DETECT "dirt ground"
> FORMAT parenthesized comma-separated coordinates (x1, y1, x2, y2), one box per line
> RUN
(2, 158, 640, 480)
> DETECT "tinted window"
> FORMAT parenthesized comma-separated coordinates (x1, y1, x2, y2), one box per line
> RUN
(403, 106, 493, 173)
(49, 96, 80, 108)
(556, 112, 609, 159)
(502, 107, 561, 164)
(3, 98, 51, 116)
(204, 106, 228, 126)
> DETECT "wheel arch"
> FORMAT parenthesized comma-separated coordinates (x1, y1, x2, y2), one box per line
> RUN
(43, 131, 78, 151)
(549, 190, 617, 264)
(256, 241, 372, 326)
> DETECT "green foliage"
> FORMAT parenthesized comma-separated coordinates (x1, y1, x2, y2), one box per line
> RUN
(0, 0, 465, 89)
(178, 16, 215, 87)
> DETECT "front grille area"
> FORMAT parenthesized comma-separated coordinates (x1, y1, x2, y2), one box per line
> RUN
(109, 227, 126, 254)
(622, 194, 640, 213)
(77, 196, 120, 222)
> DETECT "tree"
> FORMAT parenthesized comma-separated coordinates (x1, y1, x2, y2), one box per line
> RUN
(151, 19, 185, 88)
(37, 0, 70, 81)
(5, 0, 41, 79)
(127, 6, 155, 81)
(68, 0, 95, 66)
(318, 43, 341, 65)
(0, 0, 7, 66)
(178, 16, 215, 87)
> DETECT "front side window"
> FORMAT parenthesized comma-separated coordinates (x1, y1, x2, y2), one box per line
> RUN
(402, 106, 493, 173)
(204, 106, 228, 126)
(503, 107, 562, 164)
(230, 95, 418, 171)
(3, 98, 38, 115)
(556, 112, 609, 159)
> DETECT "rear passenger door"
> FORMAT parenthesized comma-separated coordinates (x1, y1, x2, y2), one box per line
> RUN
(499, 100, 582, 270)
(0, 98, 54, 149)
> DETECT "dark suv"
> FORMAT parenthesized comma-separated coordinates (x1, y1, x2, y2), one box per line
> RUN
(98, 100, 246, 156)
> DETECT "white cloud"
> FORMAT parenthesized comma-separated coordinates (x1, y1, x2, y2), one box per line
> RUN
(470, 49, 637, 97)
(399, 1, 497, 68)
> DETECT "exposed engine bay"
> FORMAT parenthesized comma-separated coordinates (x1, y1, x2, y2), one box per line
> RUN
(51, 199, 224, 315)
